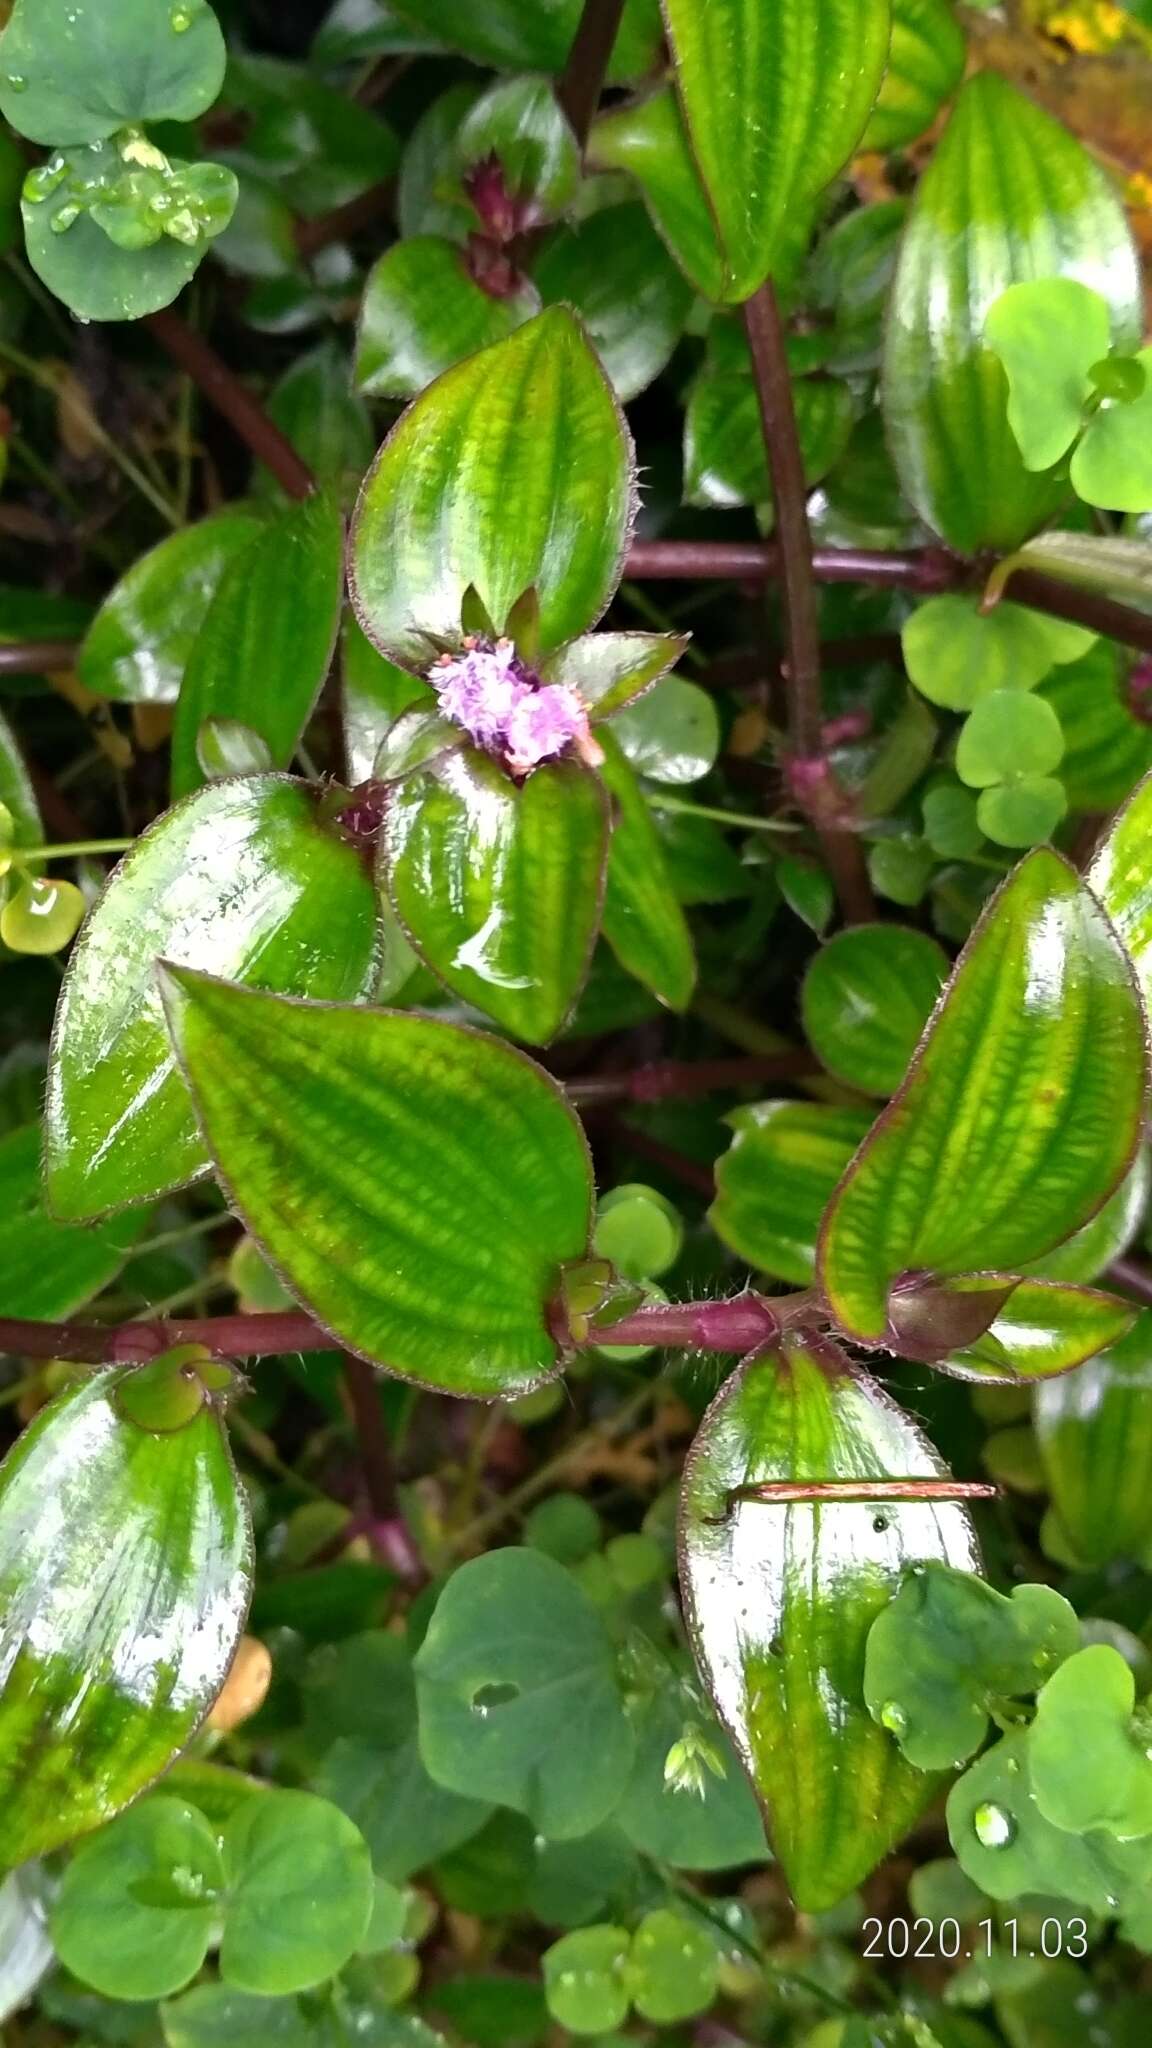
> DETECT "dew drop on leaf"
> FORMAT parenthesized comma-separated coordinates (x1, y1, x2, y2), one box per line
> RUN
(972, 1800, 1016, 1848)
(880, 1700, 909, 1738)
(6, 74, 26, 92)
(170, 6, 193, 28)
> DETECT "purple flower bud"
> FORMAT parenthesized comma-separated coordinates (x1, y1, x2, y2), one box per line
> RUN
(504, 683, 589, 774)
(429, 636, 598, 777)
(432, 642, 527, 748)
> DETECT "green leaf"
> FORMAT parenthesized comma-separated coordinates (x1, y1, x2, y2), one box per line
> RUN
(882, 73, 1142, 552)
(23, 140, 234, 321)
(984, 279, 1111, 472)
(986, 531, 1152, 613)
(1029, 1645, 1152, 1840)
(259, 343, 374, 505)
(594, 1183, 683, 1282)
(309, 1634, 491, 1882)
(779, 852, 836, 934)
(543, 1924, 631, 2035)
(51, 1796, 223, 2001)
(161, 975, 594, 1396)
(612, 1681, 768, 1870)
(801, 926, 948, 1097)
(1088, 767, 1152, 1017)
(863, 1563, 1079, 1770)
(382, 747, 609, 1044)
(947, 1731, 1152, 1909)
(0, 0, 227, 144)
(818, 852, 1146, 1342)
(901, 595, 1096, 712)
(956, 692, 1065, 789)
(351, 308, 632, 671)
(414, 1548, 635, 1838)
(1034, 1312, 1152, 1566)
(533, 203, 693, 404)
(1026, 1149, 1150, 1284)
(684, 340, 855, 512)
(540, 630, 688, 722)
(977, 776, 1068, 851)
(342, 615, 433, 784)
(45, 776, 381, 1219)
(590, 88, 727, 303)
(936, 1278, 1136, 1384)
(0, 704, 41, 848)
(598, 730, 695, 1010)
(611, 677, 718, 787)
(1071, 348, 1152, 512)
(628, 1908, 718, 2024)
(1040, 642, 1152, 815)
(220, 1790, 374, 1994)
(355, 238, 538, 401)
(662, 0, 892, 303)
(78, 512, 264, 706)
(0, 1121, 145, 1315)
(453, 74, 579, 219)
(386, 0, 662, 80)
(861, 0, 965, 151)
(0, 1367, 251, 1867)
(709, 1100, 874, 1286)
(171, 492, 344, 798)
(679, 1339, 982, 1910)
(0, 1866, 51, 2022)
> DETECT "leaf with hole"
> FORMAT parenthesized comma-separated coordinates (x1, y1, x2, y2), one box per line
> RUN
(45, 776, 381, 1219)
(818, 852, 1146, 1342)
(679, 1339, 981, 1910)
(161, 974, 594, 1396)
(0, 1367, 251, 1869)
(414, 1547, 635, 1838)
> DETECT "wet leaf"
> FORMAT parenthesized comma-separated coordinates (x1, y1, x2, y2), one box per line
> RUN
(662, 0, 891, 303)
(709, 1101, 873, 1286)
(883, 73, 1141, 552)
(382, 748, 609, 1043)
(161, 973, 594, 1396)
(171, 491, 344, 798)
(78, 513, 264, 706)
(935, 1278, 1136, 1384)
(862, 1563, 1079, 1769)
(45, 776, 381, 1219)
(1029, 1645, 1152, 1839)
(947, 1731, 1152, 1909)
(1035, 1313, 1152, 1565)
(355, 238, 538, 401)
(612, 677, 719, 787)
(351, 308, 632, 672)
(598, 730, 695, 1010)
(0, 1368, 251, 1869)
(0, 0, 226, 144)
(679, 1339, 981, 1909)
(819, 852, 1146, 1342)
(533, 203, 693, 404)
(801, 926, 948, 1097)
(861, 0, 965, 151)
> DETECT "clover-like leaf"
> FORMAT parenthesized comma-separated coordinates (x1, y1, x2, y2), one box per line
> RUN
(1029, 1645, 1152, 1840)
(0, 0, 227, 146)
(1071, 348, 1152, 513)
(51, 1797, 224, 2001)
(819, 852, 1147, 1342)
(901, 594, 1094, 713)
(984, 279, 1112, 473)
(863, 1564, 1079, 1770)
(947, 1731, 1152, 1910)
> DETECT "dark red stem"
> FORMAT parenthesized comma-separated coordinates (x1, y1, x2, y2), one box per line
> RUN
(146, 308, 316, 503)
(742, 283, 823, 757)
(567, 1053, 814, 1107)
(296, 178, 395, 257)
(556, 0, 628, 149)
(624, 540, 961, 591)
(1107, 1256, 1152, 1307)
(592, 1294, 783, 1352)
(0, 639, 83, 675)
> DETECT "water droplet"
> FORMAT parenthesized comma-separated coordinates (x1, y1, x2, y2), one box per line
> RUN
(879, 1699, 908, 1738)
(1105, 1893, 1121, 1911)
(973, 1800, 1016, 1849)
(170, 5, 193, 27)
(50, 202, 81, 234)
(1005, 1755, 1021, 1775)
(6, 74, 27, 92)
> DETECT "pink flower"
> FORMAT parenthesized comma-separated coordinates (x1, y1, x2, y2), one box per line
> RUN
(504, 683, 590, 774)
(429, 636, 601, 777)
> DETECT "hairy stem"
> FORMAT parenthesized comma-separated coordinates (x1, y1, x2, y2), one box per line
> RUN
(556, 0, 628, 149)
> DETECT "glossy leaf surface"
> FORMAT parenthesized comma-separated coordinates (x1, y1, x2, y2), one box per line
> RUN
(387, 0, 662, 80)
(354, 238, 538, 401)
(78, 513, 264, 706)
(863, 1563, 1079, 1769)
(351, 309, 632, 672)
(383, 747, 609, 1044)
(662, 0, 892, 303)
(1089, 769, 1152, 1012)
(0, 1122, 145, 1316)
(1029, 1646, 1152, 1840)
(937, 1279, 1136, 1385)
(171, 492, 344, 797)
(46, 776, 381, 1219)
(1035, 1313, 1152, 1565)
(0, 0, 227, 144)
(162, 975, 594, 1395)
(342, 616, 433, 785)
(0, 1369, 251, 1868)
(1041, 643, 1152, 817)
(0, 706, 41, 848)
(801, 926, 948, 1097)
(947, 1731, 1152, 1909)
(540, 630, 687, 721)
(819, 852, 1146, 1341)
(533, 204, 693, 404)
(679, 1341, 980, 1909)
(861, 0, 965, 151)
(883, 74, 1141, 552)
(709, 1101, 873, 1286)
(52, 1796, 223, 2000)
(415, 1547, 634, 1838)
(589, 89, 726, 304)
(598, 730, 695, 1011)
